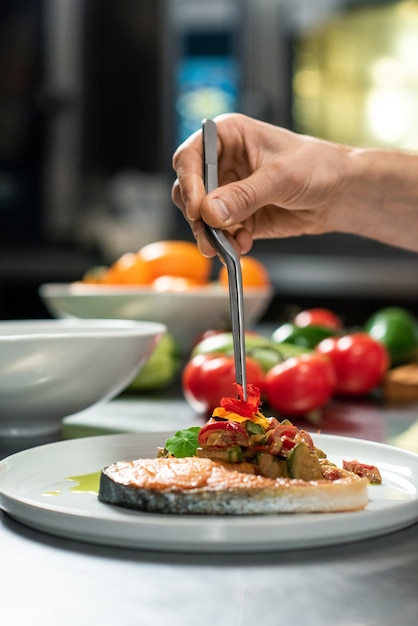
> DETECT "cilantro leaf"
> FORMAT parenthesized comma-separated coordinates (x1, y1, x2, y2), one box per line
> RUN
(165, 427, 200, 458)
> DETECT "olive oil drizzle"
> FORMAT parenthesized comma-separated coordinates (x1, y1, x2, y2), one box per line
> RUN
(67, 471, 101, 494)
(42, 471, 101, 497)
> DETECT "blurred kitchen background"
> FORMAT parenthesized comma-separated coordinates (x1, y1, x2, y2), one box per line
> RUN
(1, 0, 418, 324)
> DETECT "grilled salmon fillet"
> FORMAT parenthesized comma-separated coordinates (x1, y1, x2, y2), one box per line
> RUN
(98, 456, 369, 515)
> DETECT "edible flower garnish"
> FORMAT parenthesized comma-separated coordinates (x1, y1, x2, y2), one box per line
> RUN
(212, 384, 269, 429)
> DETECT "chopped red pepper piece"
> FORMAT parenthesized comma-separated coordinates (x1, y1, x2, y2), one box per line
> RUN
(219, 384, 261, 417)
(198, 420, 250, 448)
(280, 436, 297, 450)
(267, 423, 298, 440)
(342, 459, 382, 484)
(212, 384, 269, 428)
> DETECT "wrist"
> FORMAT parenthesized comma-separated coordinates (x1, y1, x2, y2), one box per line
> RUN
(333, 146, 418, 251)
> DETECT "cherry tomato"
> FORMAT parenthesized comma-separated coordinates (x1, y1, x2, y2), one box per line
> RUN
(264, 353, 336, 417)
(293, 308, 343, 330)
(181, 354, 265, 415)
(316, 332, 389, 396)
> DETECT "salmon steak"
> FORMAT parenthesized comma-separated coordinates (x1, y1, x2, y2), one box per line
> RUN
(98, 455, 369, 515)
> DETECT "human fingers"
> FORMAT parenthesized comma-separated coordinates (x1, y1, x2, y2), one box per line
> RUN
(172, 130, 206, 222)
(171, 178, 186, 217)
(192, 219, 253, 259)
(170, 179, 219, 258)
(198, 163, 282, 231)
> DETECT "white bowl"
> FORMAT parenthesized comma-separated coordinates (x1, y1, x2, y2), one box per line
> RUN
(0, 319, 165, 437)
(39, 283, 273, 350)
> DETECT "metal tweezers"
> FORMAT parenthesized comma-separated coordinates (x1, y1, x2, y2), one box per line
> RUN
(202, 118, 247, 400)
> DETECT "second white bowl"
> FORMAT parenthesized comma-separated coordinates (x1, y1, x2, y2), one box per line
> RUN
(39, 283, 273, 351)
(0, 319, 165, 437)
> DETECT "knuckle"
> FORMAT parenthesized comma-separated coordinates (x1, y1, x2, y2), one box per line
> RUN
(231, 181, 257, 213)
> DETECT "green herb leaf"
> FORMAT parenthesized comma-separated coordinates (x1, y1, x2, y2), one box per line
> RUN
(165, 426, 200, 458)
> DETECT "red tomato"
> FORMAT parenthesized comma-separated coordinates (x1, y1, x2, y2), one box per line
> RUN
(293, 308, 343, 330)
(264, 353, 336, 417)
(316, 332, 389, 396)
(181, 354, 265, 415)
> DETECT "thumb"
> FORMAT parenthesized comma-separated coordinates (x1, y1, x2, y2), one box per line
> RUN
(203, 168, 279, 227)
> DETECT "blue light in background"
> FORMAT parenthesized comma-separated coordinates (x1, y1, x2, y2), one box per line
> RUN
(175, 56, 239, 145)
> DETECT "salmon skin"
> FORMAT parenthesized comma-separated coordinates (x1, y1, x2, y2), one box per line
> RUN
(98, 456, 369, 515)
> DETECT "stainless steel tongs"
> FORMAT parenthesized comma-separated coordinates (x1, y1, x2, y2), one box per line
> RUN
(202, 118, 247, 400)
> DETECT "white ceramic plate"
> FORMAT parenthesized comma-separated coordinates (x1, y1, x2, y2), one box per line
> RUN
(39, 283, 273, 350)
(0, 433, 417, 553)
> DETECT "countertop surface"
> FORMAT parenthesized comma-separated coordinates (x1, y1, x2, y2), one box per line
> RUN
(1, 393, 417, 626)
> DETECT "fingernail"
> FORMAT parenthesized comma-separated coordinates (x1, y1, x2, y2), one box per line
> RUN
(185, 207, 195, 222)
(211, 198, 230, 223)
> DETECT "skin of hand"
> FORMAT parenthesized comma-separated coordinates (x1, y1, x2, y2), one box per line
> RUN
(172, 113, 418, 255)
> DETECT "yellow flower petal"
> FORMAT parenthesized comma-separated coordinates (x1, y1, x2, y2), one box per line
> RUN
(212, 407, 269, 429)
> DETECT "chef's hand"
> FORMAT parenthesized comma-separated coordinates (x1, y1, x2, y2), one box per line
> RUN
(172, 113, 351, 256)
(172, 113, 418, 254)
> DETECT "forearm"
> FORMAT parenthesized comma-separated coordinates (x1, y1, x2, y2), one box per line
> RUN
(172, 113, 418, 254)
(333, 147, 418, 252)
